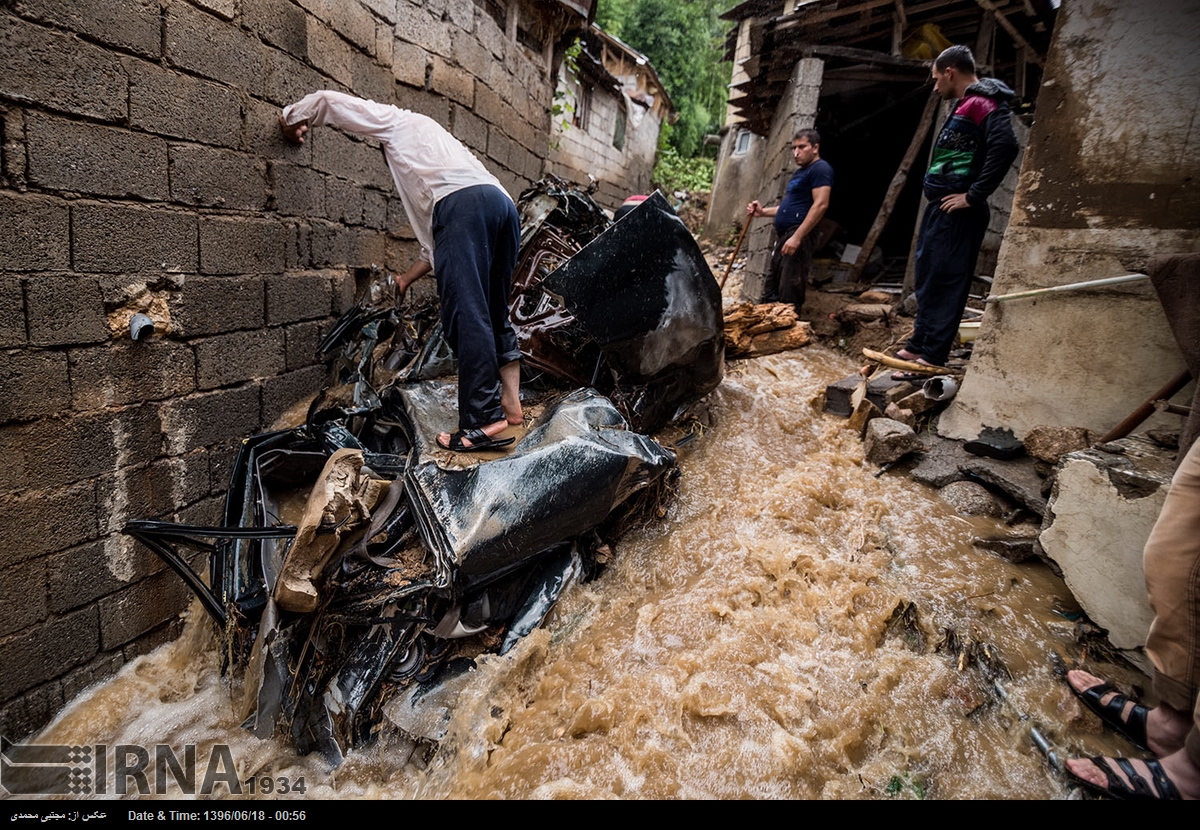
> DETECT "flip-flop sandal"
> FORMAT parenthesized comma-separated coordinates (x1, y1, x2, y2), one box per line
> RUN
(1072, 679, 1149, 750)
(438, 428, 515, 453)
(1067, 756, 1181, 800)
(890, 371, 929, 382)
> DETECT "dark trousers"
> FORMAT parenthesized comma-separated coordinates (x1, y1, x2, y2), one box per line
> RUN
(432, 184, 521, 432)
(905, 200, 989, 366)
(764, 225, 814, 312)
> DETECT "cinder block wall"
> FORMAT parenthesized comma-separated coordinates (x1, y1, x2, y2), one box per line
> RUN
(0, 0, 562, 740)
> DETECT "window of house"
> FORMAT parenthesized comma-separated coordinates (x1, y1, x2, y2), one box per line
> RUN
(574, 83, 593, 131)
(734, 129, 752, 155)
(613, 109, 626, 150)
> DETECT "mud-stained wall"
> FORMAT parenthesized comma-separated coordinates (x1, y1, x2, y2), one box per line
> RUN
(0, 0, 577, 740)
(940, 0, 1200, 441)
(739, 57, 823, 302)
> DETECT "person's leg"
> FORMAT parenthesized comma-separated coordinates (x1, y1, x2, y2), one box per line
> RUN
(762, 230, 788, 303)
(1145, 439, 1200, 769)
(908, 203, 987, 367)
(904, 203, 939, 359)
(432, 186, 508, 440)
(778, 235, 814, 314)
(488, 193, 523, 426)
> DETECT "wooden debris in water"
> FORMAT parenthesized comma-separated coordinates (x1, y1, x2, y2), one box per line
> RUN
(723, 302, 813, 358)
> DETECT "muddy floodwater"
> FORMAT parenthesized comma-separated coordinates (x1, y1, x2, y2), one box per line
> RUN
(29, 347, 1128, 799)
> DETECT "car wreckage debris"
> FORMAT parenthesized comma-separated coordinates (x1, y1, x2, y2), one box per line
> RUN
(123, 178, 725, 763)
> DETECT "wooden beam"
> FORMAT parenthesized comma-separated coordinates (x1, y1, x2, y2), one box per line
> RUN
(798, 43, 927, 69)
(973, 0, 1045, 66)
(974, 9, 995, 68)
(891, 0, 907, 55)
(852, 90, 941, 282)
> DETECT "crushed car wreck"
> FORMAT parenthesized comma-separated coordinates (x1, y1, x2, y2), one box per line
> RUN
(124, 180, 725, 763)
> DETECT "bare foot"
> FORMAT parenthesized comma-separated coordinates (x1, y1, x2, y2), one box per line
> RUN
(1068, 669, 1189, 755)
(500, 360, 522, 425)
(437, 419, 509, 450)
(896, 348, 922, 361)
(1066, 750, 1199, 799)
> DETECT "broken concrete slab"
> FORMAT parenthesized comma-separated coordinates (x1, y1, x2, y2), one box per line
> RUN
(1024, 425, 1094, 464)
(959, 455, 1048, 515)
(864, 417, 923, 464)
(824, 373, 907, 418)
(972, 536, 1038, 563)
(1038, 441, 1174, 650)
(910, 434, 973, 488)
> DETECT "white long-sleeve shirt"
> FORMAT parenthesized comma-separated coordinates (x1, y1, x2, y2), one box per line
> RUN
(281, 90, 510, 263)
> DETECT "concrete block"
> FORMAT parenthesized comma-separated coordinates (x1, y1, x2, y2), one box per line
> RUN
(199, 216, 286, 275)
(430, 55, 474, 106)
(1, 106, 27, 190)
(327, 0, 376, 54)
(375, 20, 393, 67)
(159, 385, 261, 455)
(164, 1, 266, 96)
(72, 202, 198, 274)
(2, 407, 165, 495)
(284, 318, 329, 370)
(450, 106, 488, 157)
(1040, 449, 1168, 649)
(195, 329, 285, 389)
(170, 143, 268, 210)
(120, 615, 186, 662)
(47, 539, 149, 614)
(243, 97, 300, 160)
(0, 15, 128, 121)
(270, 161, 325, 217)
(176, 493, 225, 528)
(0, 557, 48, 637)
(242, 0, 307, 58)
(325, 176, 365, 225)
(349, 48, 393, 107)
(312, 129, 391, 191)
(262, 365, 325, 428)
(307, 220, 349, 268)
(0, 605, 99, 700)
(0, 350, 70, 423)
(261, 47, 331, 109)
(266, 273, 332, 326)
(27, 112, 169, 200)
(395, 1, 451, 57)
(69, 340, 196, 408)
(362, 0, 398, 24)
(97, 570, 190, 651)
(0, 191, 70, 271)
(25, 274, 109, 347)
(96, 458, 208, 536)
(0, 678, 63, 742)
(0, 276, 25, 348)
(15, 0, 160, 57)
(58, 650, 125, 705)
(348, 228, 388, 269)
(171, 275, 265, 337)
(128, 60, 243, 147)
(190, 0, 236, 20)
(305, 18, 353, 88)
(393, 85, 450, 125)
(362, 190, 388, 230)
(392, 39, 430, 89)
(864, 418, 924, 464)
(444, 0, 473, 30)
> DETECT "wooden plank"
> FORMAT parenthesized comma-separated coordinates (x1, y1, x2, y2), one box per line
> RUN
(851, 90, 940, 282)
(973, 0, 1045, 66)
(891, 0, 908, 55)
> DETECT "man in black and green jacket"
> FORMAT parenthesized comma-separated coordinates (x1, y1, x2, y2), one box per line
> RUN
(896, 45, 1019, 374)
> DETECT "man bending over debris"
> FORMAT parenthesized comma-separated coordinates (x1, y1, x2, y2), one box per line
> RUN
(280, 90, 522, 453)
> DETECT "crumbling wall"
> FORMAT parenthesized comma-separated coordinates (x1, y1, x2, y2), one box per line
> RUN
(0, 0, 564, 740)
(739, 57, 823, 302)
(940, 0, 1200, 441)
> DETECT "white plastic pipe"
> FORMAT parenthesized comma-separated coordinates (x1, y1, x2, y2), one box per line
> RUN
(984, 273, 1149, 303)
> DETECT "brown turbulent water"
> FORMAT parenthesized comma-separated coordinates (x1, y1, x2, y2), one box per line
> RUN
(31, 347, 1128, 799)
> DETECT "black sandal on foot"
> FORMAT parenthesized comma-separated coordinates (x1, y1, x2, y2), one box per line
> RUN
(437, 428, 515, 453)
(1072, 679, 1149, 750)
(1067, 756, 1181, 800)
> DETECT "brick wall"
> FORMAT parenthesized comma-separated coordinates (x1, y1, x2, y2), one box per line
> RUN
(0, 0, 568, 740)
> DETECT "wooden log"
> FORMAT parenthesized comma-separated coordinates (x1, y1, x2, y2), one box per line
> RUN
(724, 302, 813, 358)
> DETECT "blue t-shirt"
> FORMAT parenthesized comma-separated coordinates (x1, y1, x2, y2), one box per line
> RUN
(774, 158, 833, 234)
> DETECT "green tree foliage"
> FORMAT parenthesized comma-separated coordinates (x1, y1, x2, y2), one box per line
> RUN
(596, 0, 733, 162)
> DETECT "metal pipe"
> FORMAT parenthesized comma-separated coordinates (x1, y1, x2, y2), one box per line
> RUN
(984, 273, 1149, 303)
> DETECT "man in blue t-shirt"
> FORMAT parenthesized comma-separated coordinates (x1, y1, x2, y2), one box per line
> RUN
(747, 129, 833, 312)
